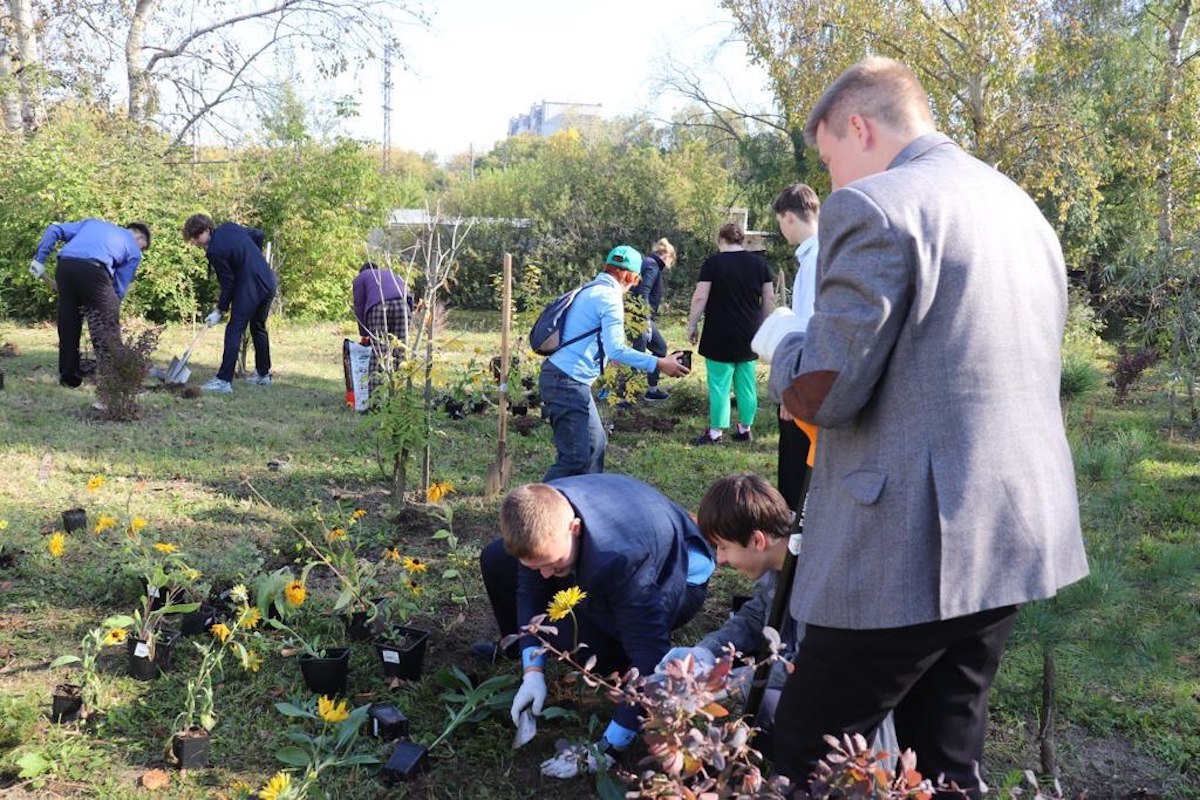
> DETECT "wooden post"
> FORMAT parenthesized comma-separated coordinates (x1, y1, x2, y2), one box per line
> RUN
(498, 253, 512, 481)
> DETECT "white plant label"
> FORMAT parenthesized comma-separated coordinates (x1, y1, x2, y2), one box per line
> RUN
(381, 649, 400, 664)
(134, 642, 150, 658)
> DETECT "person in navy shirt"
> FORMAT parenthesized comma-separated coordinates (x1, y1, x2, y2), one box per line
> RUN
(182, 214, 277, 393)
(630, 237, 677, 402)
(30, 218, 151, 387)
(475, 474, 714, 777)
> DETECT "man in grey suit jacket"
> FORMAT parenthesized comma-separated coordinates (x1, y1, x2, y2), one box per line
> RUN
(772, 58, 1089, 795)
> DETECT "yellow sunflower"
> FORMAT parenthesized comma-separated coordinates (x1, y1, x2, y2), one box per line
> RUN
(0, 520, 8, 531)
(425, 480, 454, 504)
(229, 584, 249, 604)
(317, 695, 350, 724)
(93, 514, 118, 534)
(47, 531, 66, 559)
(351, 508, 367, 521)
(326, 527, 347, 543)
(547, 586, 587, 622)
(381, 547, 400, 562)
(103, 627, 128, 645)
(258, 771, 291, 800)
(129, 516, 148, 533)
(283, 580, 306, 607)
(153, 542, 178, 554)
(239, 606, 262, 630)
(408, 579, 424, 597)
(210, 623, 232, 643)
(401, 556, 427, 574)
(87, 475, 106, 492)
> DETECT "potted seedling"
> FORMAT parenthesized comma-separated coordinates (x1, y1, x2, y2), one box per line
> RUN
(169, 585, 263, 770)
(372, 556, 432, 681)
(270, 696, 379, 794)
(119, 529, 202, 679)
(49, 614, 135, 721)
(268, 612, 351, 696)
(62, 474, 107, 534)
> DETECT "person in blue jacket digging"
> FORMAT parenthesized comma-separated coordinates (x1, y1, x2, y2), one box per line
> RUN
(183, 213, 277, 393)
(474, 473, 715, 778)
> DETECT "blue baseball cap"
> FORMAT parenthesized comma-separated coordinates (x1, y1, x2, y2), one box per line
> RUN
(605, 245, 643, 274)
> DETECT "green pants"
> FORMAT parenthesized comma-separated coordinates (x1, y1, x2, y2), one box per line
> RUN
(705, 358, 758, 430)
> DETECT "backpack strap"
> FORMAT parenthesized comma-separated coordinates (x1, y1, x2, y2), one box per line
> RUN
(557, 278, 606, 359)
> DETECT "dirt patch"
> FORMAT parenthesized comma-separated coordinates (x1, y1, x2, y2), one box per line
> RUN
(612, 407, 680, 433)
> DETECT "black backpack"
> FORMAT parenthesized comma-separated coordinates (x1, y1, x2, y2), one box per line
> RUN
(528, 279, 604, 356)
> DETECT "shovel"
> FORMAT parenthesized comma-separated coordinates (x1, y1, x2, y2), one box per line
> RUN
(485, 254, 514, 498)
(162, 326, 209, 385)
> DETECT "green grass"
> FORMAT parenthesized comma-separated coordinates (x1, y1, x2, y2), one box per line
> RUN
(0, 317, 1198, 798)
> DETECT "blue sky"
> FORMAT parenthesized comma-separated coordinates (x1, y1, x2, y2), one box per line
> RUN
(330, 0, 772, 159)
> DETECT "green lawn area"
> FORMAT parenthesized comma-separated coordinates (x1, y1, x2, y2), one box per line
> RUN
(0, 315, 1197, 798)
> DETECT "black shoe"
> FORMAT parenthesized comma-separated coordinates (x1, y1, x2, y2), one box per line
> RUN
(693, 432, 722, 445)
(469, 640, 516, 664)
(644, 388, 670, 403)
(734, 428, 753, 442)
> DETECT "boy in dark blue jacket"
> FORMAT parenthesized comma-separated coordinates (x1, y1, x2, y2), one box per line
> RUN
(477, 473, 714, 777)
(183, 214, 277, 393)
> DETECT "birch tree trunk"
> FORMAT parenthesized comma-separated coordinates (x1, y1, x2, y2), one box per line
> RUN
(6, 0, 42, 129)
(125, 0, 156, 122)
(0, 6, 24, 131)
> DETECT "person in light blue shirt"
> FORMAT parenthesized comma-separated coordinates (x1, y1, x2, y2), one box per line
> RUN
(540, 245, 690, 480)
(29, 218, 151, 387)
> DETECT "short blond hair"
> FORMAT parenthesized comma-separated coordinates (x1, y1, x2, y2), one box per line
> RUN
(500, 484, 573, 560)
(652, 237, 676, 267)
(804, 57, 934, 146)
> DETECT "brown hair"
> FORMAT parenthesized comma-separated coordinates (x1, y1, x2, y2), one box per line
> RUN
(603, 265, 641, 287)
(652, 237, 676, 267)
(500, 484, 573, 560)
(772, 184, 820, 223)
(182, 213, 214, 241)
(717, 222, 744, 245)
(803, 57, 934, 146)
(697, 473, 791, 547)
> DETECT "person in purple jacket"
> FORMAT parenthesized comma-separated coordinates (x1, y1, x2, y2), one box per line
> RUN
(352, 261, 414, 395)
(30, 218, 151, 388)
(183, 214, 277, 393)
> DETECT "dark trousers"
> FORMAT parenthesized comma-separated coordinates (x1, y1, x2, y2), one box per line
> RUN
(55, 257, 120, 387)
(632, 321, 667, 387)
(479, 538, 707, 673)
(217, 294, 273, 381)
(773, 605, 1018, 797)
(776, 409, 812, 510)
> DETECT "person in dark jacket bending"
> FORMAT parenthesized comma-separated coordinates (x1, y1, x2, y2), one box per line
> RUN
(630, 237, 676, 401)
(475, 474, 714, 778)
(183, 214, 277, 393)
(31, 219, 150, 388)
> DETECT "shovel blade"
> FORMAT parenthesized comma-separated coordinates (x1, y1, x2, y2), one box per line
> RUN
(163, 358, 191, 385)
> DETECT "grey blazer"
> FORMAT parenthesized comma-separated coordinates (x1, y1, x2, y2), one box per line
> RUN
(792, 132, 1089, 629)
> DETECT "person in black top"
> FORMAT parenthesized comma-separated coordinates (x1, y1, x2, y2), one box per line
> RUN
(686, 223, 774, 444)
(183, 213, 277, 393)
(631, 237, 676, 402)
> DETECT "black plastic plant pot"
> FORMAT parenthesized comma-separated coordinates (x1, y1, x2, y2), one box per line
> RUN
(61, 508, 87, 534)
(510, 404, 528, 416)
(144, 582, 169, 612)
(51, 683, 83, 723)
(368, 703, 410, 740)
(298, 647, 351, 696)
(172, 727, 210, 769)
(179, 604, 218, 636)
(341, 599, 385, 642)
(126, 630, 179, 681)
(374, 625, 429, 681)
(382, 740, 429, 784)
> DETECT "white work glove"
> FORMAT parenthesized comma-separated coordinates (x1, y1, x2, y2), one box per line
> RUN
(654, 646, 716, 677)
(540, 740, 614, 779)
(204, 309, 222, 327)
(29, 259, 45, 280)
(752, 307, 804, 364)
(509, 670, 546, 726)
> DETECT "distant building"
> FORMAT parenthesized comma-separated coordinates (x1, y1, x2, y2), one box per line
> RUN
(507, 100, 603, 138)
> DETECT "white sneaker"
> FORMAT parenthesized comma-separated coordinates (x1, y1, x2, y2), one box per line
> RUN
(245, 373, 272, 386)
(201, 377, 232, 394)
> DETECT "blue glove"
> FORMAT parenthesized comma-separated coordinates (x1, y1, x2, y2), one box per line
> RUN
(654, 645, 716, 676)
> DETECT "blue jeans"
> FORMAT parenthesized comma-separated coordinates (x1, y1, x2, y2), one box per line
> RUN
(540, 360, 605, 480)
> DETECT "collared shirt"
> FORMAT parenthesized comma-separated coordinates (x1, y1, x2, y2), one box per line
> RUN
(791, 234, 818, 331)
(34, 219, 143, 299)
(546, 272, 658, 384)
